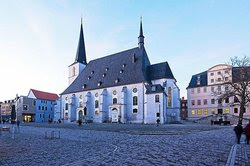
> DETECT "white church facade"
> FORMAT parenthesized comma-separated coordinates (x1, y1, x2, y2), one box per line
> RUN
(60, 20, 180, 124)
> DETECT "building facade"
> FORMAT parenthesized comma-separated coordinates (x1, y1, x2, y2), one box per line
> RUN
(187, 64, 250, 121)
(60, 20, 180, 124)
(0, 99, 15, 122)
(28, 89, 59, 122)
(16, 96, 36, 122)
(180, 97, 188, 120)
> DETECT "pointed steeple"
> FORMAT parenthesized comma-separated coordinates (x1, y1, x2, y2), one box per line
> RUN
(138, 17, 144, 48)
(75, 18, 87, 64)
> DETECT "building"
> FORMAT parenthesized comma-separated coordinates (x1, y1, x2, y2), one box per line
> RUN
(27, 89, 59, 122)
(60, 20, 180, 124)
(16, 96, 36, 122)
(0, 99, 15, 122)
(187, 64, 250, 122)
(180, 97, 188, 120)
(53, 97, 61, 122)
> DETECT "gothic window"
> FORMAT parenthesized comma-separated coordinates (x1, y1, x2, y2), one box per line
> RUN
(65, 103, 68, 110)
(113, 98, 117, 104)
(155, 95, 159, 103)
(168, 87, 172, 107)
(133, 96, 138, 106)
(95, 100, 99, 108)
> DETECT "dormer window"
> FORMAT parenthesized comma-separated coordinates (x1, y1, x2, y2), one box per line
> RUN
(197, 75, 201, 85)
(115, 79, 119, 83)
(120, 70, 123, 74)
(122, 64, 126, 68)
(88, 76, 91, 80)
(102, 73, 106, 77)
(91, 71, 94, 74)
(105, 68, 109, 71)
(82, 84, 86, 89)
(97, 82, 102, 86)
(151, 86, 156, 91)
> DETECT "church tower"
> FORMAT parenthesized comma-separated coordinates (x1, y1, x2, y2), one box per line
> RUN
(68, 19, 87, 85)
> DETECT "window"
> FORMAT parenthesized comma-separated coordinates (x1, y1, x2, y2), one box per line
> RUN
(51, 108, 52, 111)
(152, 86, 156, 91)
(88, 76, 91, 80)
(225, 70, 229, 74)
(197, 76, 201, 85)
(156, 112, 160, 117)
(217, 71, 221, 75)
(91, 71, 94, 74)
(115, 79, 119, 83)
(40, 114, 42, 118)
(33, 100, 36, 106)
(95, 93, 98, 97)
(210, 72, 214, 76)
(113, 90, 117, 95)
(133, 108, 138, 114)
(168, 87, 172, 107)
(191, 110, 195, 115)
(197, 109, 201, 115)
(105, 68, 109, 71)
(218, 99, 222, 104)
(65, 103, 68, 110)
(191, 89, 194, 94)
(191, 100, 195, 106)
(42, 106, 44, 110)
(225, 77, 228, 81)
(97, 82, 102, 86)
(95, 110, 99, 115)
(155, 95, 160, 103)
(225, 97, 229, 103)
(133, 96, 138, 106)
(224, 108, 230, 113)
(211, 86, 214, 92)
(203, 99, 207, 105)
(120, 70, 123, 73)
(113, 98, 117, 104)
(23, 105, 28, 111)
(218, 86, 221, 91)
(234, 108, 238, 113)
(45, 107, 47, 111)
(211, 109, 215, 114)
(225, 85, 229, 91)
(197, 88, 200, 93)
(211, 99, 215, 104)
(133, 88, 137, 93)
(79, 95, 82, 99)
(122, 64, 126, 68)
(211, 79, 214, 83)
(95, 100, 99, 108)
(203, 87, 207, 93)
(234, 97, 239, 103)
(204, 109, 208, 115)
(218, 78, 222, 82)
(39, 106, 41, 110)
(197, 100, 201, 105)
(102, 73, 106, 77)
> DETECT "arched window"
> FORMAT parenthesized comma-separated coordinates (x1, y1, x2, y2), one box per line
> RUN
(113, 98, 117, 104)
(168, 87, 172, 107)
(65, 103, 68, 110)
(133, 96, 138, 106)
(95, 100, 99, 108)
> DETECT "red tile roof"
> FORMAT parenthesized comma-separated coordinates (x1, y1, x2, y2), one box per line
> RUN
(31, 89, 59, 101)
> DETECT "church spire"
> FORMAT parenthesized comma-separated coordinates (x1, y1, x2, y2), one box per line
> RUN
(138, 17, 144, 48)
(75, 18, 87, 64)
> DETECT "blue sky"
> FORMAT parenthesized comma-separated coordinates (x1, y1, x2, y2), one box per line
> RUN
(0, 0, 250, 101)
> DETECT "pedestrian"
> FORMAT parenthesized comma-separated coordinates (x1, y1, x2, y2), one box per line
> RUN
(244, 121, 250, 144)
(234, 123, 243, 144)
(156, 119, 160, 127)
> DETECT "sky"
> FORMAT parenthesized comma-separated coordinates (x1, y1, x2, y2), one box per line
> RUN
(0, 0, 250, 101)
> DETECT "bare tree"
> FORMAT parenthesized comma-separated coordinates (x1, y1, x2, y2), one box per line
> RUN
(215, 56, 250, 124)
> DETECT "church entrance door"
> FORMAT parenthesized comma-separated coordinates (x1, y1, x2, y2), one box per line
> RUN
(111, 108, 119, 123)
(78, 110, 83, 121)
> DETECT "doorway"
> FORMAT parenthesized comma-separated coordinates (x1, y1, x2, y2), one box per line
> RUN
(111, 108, 119, 123)
(78, 110, 83, 121)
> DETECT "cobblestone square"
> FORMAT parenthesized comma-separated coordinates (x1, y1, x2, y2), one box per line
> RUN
(0, 123, 249, 165)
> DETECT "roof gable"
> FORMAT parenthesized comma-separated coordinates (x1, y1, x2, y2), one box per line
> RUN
(30, 89, 59, 101)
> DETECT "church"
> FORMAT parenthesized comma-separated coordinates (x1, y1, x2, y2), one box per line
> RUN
(60, 19, 180, 124)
